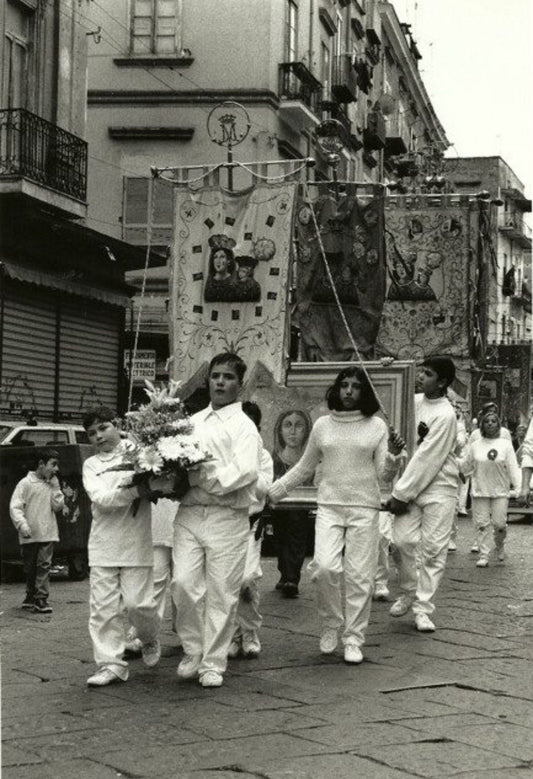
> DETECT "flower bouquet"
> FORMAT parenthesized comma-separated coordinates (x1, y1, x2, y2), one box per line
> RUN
(111, 380, 211, 512)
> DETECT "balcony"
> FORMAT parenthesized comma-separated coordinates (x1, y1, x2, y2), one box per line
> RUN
(385, 113, 410, 156)
(278, 63, 322, 131)
(0, 108, 87, 217)
(331, 55, 357, 103)
(320, 96, 352, 142)
(363, 110, 386, 151)
(498, 212, 532, 249)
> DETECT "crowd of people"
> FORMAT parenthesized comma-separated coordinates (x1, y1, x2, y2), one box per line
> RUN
(10, 352, 533, 689)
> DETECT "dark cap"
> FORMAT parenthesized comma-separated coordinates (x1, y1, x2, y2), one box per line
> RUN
(236, 255, 258, 269)
(421, 356, 456, 388)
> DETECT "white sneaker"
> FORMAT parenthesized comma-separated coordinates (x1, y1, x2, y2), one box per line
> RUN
(142, 639, 161, 668)
(124, 637, 142, 655)
(227, 639, 241, 659)
(476, 557, 489, 568)
(199, 671, 223, 688)
(242, 632, 261, 658)
(448, 540, 457, 552)
(470, 542, 480, 553)
(319, 628, 338, 655)
(373, 583, 390, 601)
(415, 614, 436, 632)
(177, 653, 201, 679)
(390, 595, 413, 617)
(344, 644, 363, 664)
(87, 667, 127, 687)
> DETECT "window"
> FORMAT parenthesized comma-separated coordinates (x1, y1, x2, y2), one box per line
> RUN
(321, 41, 330, 94)
(11, 430, 69, 447)
(123, 176, 174, 246)
(75, 430, 90, 444)
(131, 0, 181, 55)
(334, 11, 344, 56)
(285, 0, 298, 61)
(3, 1, 32, 108)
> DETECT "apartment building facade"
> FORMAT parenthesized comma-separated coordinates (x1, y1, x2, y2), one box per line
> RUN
(85, 0, 448, 386)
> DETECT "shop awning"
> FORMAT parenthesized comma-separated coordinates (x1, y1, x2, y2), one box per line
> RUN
(0, 261, 132, 308)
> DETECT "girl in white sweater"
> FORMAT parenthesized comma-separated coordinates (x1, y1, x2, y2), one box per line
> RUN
(268, 367, 404, 664)
(458, 411, 521, 567)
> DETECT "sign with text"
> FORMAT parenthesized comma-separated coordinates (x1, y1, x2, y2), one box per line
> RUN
(123, 350, 156, 383)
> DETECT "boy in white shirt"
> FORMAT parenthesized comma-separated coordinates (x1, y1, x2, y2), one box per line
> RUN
(388, 356, 459, 633)
(82, 407, 164, 687)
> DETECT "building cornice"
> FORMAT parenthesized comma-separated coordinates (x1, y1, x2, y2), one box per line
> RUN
(88, 89, 280, 110)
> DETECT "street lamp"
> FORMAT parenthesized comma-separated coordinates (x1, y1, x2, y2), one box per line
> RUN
(314, 118, 348, 196)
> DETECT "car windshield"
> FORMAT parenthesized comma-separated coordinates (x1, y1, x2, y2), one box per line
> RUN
(0, 424, 15, 442)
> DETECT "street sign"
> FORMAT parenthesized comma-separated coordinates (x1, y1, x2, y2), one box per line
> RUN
(123, 350, 156, 382)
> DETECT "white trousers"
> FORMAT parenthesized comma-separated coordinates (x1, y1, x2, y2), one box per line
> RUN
(471, 496, 508, 560)
(89, 566, 160, 678)
(392, 493, 457, 616)
(234, 521, 263, 637)
(172, 505, 249, 675)
(308, 504, 379, 648)
(375, 511, 393, 588)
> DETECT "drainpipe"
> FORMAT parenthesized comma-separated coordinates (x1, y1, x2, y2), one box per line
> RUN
(52, 0, 60, 124)
(308, 0, 314, 72)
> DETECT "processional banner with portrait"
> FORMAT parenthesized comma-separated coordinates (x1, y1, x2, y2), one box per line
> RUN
(168, 181, 298, 385)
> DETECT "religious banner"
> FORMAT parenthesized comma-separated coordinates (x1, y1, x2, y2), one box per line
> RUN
(293, 183, 386, 361)
(169, 182, 297, 384)
(376, 195, 477, 361)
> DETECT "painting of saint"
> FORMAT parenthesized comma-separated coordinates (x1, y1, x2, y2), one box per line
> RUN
(233, 256, 261, 302)
(203, 235, 262, 303)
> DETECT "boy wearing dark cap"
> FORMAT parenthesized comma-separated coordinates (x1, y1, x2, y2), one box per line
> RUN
(388, 356, 459, 632)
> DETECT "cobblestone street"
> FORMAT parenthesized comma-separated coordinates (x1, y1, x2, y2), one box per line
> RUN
(2, 517, 533, 779)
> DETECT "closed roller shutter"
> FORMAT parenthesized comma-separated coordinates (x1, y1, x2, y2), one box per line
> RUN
(2, 286, 57, 418)
(58, 300, 121, 416)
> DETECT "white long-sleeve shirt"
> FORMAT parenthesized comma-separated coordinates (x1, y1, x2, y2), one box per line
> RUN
(458, 435, 521, 497)
(181, 401, 262, 510)
(269, 410, 399, 509)
(82, 440, 153, 567)
(249, 446, 274, 516)
(521, 418, 533, 469)
(392, 394, 458, 503)
(10, 472, 64, 544)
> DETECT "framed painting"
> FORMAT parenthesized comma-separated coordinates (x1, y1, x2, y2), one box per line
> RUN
(262, 360, 416, 510)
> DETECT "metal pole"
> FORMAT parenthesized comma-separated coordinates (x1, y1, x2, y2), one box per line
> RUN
(227, 145, 233, 191)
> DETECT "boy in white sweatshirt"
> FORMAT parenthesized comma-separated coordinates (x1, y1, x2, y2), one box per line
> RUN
(388, 356, 459, 633)
(10, 448, 65, 614)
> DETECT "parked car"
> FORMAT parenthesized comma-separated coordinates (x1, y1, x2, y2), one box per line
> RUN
(0, 421, 89, 447)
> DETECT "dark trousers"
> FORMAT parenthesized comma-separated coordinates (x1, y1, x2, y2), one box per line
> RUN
(21, 542, 54, 601)
(273, 510, 311, 586)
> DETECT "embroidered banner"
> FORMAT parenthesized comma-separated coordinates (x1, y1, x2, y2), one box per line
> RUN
(169, 182, 297, 384)
(294, 183, 385, 361)
(376, 196, 477, 360)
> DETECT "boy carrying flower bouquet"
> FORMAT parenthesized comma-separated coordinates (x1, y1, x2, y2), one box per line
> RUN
(82, 406, 169, 687)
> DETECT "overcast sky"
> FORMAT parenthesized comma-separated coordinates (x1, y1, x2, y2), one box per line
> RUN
(391, 0, 533, 190)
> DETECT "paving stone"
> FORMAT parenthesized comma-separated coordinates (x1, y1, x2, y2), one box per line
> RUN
(355, 739, 522, 777)
(245, 752, 410, 778)
(3, 758, 123, 779)
(1, 744, 43, 768)
(102, 733, 332, 775)
(2, 713, 99, 741)
(292, 719, 422, 750)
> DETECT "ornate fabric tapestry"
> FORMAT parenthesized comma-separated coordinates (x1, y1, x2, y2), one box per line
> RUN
(376, 196, 476, 361)
(169, 182, 297, 384)
(294, 184, 385, 361)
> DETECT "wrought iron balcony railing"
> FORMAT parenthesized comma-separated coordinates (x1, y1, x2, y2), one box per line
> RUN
(278, 62, 323, 117)
(0, 108, 87, 202)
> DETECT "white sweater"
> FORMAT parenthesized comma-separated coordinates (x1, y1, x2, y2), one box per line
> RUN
(458, 436, 521, 497)
(10, 472, 64, 544)
(269, 410, 399, 509)
(392, 394, 458, 503)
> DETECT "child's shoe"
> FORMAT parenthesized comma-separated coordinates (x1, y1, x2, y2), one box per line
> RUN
(21, 596, 34, 610)
(476, 557, 489, 568)
(344, 643, 363, 664)
(470, 542, 480, 553)
(242, 631, 261, 658)
(177, 654, 201, 679)
(496, 546, 506, 562)
(33, 599, 52, 614)
(199, 671, 223, 688)
(124, 637, 143, 655)
(319, 628, 338, 655)
(142, 639, 161, 668)
(372, 582, 390, 601)
(447, 540, 457, 552)
(228, 639, 241, 659)
(87, 667, 128, 687)
(415, 614, 436, 632)
(389, 595, 413, 617)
